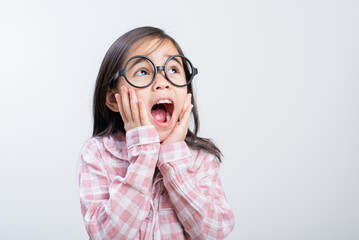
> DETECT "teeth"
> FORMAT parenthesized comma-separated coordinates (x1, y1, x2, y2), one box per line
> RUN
(156, 99, 172, 105)
(166, 111, 171, 122)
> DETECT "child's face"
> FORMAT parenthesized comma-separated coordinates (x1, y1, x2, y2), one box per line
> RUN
(115, 38, 188, 142)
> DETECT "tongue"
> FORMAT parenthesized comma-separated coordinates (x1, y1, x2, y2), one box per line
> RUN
(151, 108, 166, 122)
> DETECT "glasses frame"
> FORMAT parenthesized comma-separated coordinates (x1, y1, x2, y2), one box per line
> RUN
(111, 54, 198, 89)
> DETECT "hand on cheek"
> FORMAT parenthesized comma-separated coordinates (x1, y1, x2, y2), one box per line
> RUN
(115, 86, 151, 132)
(162, 93, 193, 145)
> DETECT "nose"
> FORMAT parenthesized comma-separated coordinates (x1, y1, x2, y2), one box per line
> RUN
(152, 70, 170, 90)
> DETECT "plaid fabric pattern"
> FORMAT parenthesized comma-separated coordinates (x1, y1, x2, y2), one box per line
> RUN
(79, 125, 234, 239)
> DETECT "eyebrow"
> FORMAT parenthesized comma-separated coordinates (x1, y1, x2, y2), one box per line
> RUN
(166, 55, 183, 67)
(126, 58, 148, 72)
(126, 55, 184, 72)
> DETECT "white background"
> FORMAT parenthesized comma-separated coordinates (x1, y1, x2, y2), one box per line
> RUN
(1, 0, 358, 239)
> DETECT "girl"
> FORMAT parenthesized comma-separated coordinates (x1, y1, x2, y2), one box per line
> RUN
(79, 26, 234, 240)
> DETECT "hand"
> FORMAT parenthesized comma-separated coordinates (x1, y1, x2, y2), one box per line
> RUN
(162, 93, 193, 145)
(115, 86, 151, 132)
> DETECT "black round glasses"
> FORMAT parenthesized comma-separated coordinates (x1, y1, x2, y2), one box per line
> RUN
(110, 55, 198, 88)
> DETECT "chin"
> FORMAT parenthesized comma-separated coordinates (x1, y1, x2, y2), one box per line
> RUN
(156, 128, 172, 143)
(149, 115, 177, 143)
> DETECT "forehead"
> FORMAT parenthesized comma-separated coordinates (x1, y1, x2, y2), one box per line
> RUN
(124, 38, 180, 63)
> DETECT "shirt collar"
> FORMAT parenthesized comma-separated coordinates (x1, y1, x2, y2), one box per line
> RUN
(103, 131, 128, 161)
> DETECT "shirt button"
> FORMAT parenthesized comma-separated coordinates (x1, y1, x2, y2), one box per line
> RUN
(146, 209, 153, 219)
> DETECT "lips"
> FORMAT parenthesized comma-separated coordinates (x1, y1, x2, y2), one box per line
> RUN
(150, 98, 174, 127)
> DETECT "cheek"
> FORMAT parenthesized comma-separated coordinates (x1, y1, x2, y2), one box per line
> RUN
(116, 77, 131, 91)
(175, 91, 188, 113)
(179, 97, 186, 108)
(117, 79, 145, 96)
(133, 89, 150, 105)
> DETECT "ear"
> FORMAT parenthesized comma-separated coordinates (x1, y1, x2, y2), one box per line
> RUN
(105, 88, 119, 112)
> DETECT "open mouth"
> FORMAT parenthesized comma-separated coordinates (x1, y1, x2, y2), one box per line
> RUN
(151, 99, 174, 124)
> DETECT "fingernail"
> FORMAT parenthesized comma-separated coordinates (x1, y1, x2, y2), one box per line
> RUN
(121, 86, 126, 92)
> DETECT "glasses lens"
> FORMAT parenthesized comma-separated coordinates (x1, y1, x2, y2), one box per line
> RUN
(166, 56, 193, 86)
(124, 57, 155, 87)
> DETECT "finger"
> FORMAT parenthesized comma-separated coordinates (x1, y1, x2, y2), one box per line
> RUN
(121, 86, 133, 121)
(115, 93, 127, 122)
(186, 93, 192, 105)
(180, 93, 192, 120)
(179, 104, 193, 128)
(129, 89, 140, 126)
(138, 99, 151, 126)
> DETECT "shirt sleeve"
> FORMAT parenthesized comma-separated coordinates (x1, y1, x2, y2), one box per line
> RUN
(157, 141, 235, 240)
(79, 126, 160, 240)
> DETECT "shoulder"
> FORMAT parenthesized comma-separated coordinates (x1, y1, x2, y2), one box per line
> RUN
(189, 146, 220, 172)
(82, 136, 102, 152)
(81, 135, 105, 156)
(81, 131, 127, 160)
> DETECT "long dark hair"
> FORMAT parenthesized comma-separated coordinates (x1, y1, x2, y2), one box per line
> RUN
(92, 26, 222, 162)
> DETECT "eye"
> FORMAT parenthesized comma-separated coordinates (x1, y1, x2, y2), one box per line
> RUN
(135, 69, 148, 76)
(168, 67, 179, 74)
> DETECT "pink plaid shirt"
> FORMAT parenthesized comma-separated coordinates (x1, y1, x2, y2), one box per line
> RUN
(79, 125, 234, 240)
